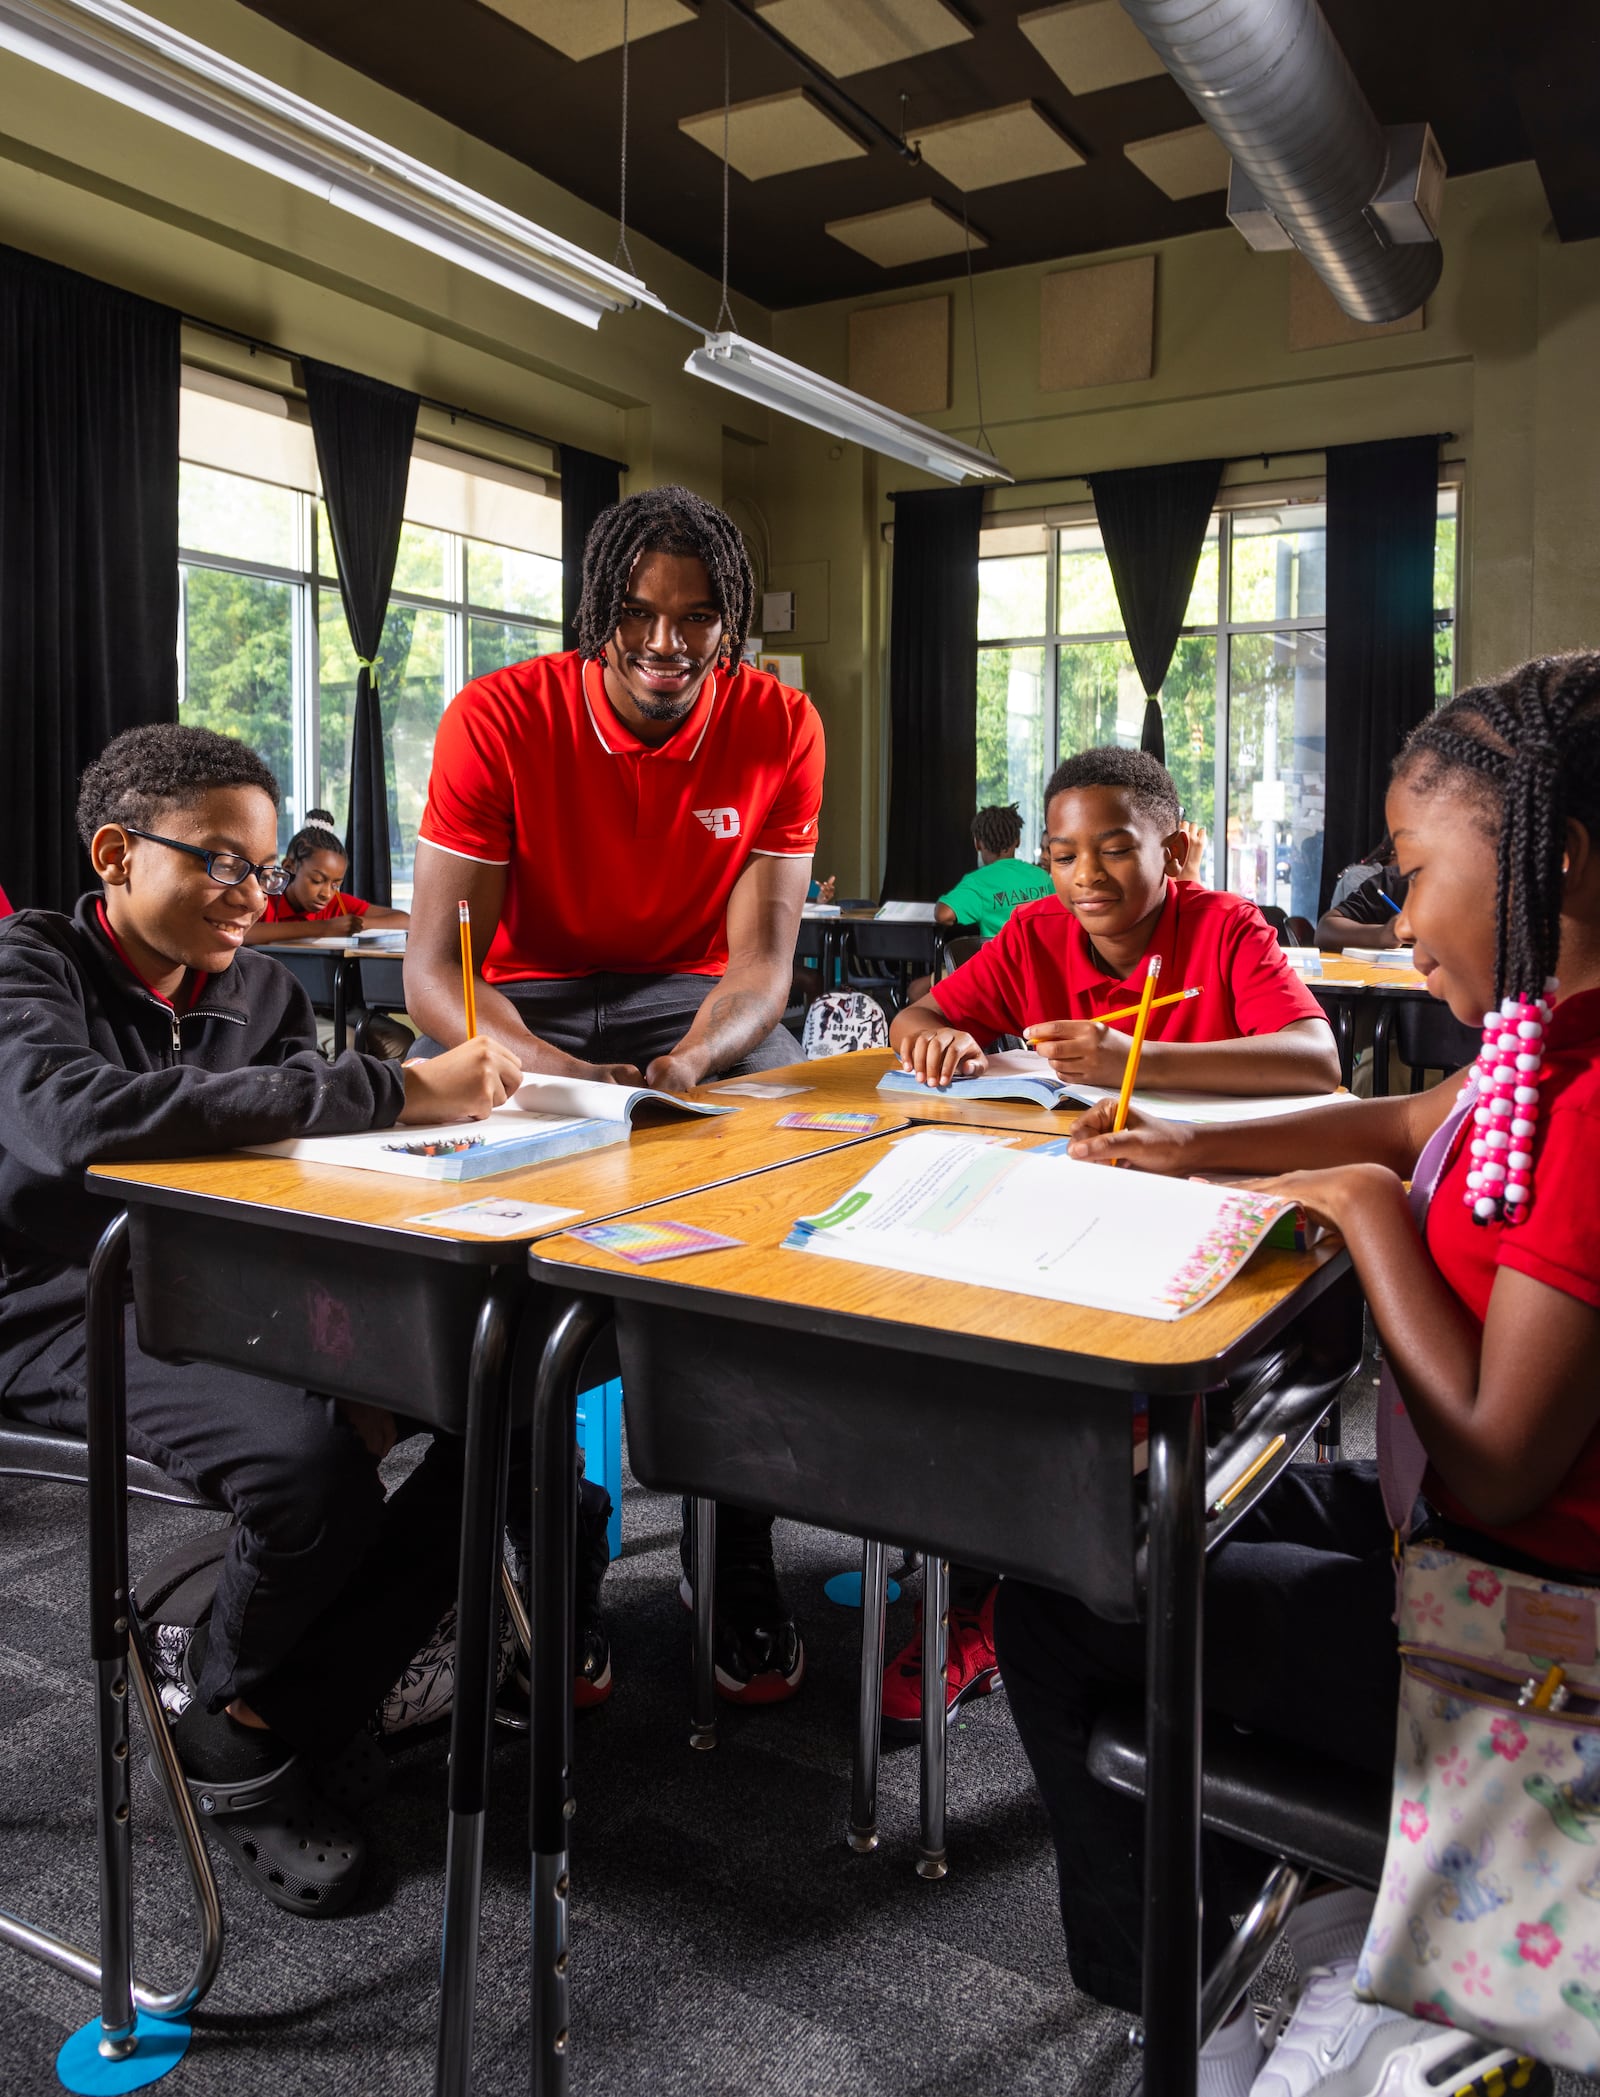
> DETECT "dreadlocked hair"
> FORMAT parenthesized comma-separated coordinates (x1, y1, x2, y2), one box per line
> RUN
(972, 803, 1024, 855)
(1394, 652, 1600, 1226)
(575, 484, 754, 664)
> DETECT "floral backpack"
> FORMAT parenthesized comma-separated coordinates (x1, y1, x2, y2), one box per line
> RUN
(801, 990, 890, 1059)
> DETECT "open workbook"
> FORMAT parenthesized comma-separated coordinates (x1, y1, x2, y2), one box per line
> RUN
(878, 1048, 1350, 1122)
(248, 1072, 734, 1182)
(785, 1130, 1295, 1320)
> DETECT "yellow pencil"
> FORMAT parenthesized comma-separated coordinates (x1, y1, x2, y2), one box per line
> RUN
(457, 899, 478, 1040)
(1212, 1434, 1287, 1514)
(1025, 985, 1200, 1038)
(1111, 953, 1161, 1139)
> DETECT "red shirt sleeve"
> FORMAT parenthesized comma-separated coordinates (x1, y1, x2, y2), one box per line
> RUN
(750, 696, 824, 856)
(1496, 1100, 1600, 1311)
(1220, 901, 1330, 1035)
(418, 680, 515, 865)
(930, 915, 1034, 1041)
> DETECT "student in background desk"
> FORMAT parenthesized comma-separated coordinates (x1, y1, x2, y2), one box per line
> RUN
(0, 726, 520, 1921)
(882, 750, 1340, 1738)
(1316, 843, 1408, 952)
(244, 809, 410, 945)
(1002, 655, 1600, 2097)
(934, 802, 1053, 939)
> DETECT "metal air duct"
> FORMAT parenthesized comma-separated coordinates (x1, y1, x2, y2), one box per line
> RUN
(1118, 0, 1444, 323)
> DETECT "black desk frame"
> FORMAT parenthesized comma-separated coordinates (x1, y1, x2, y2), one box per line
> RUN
(523, 1251, 1362, 2097)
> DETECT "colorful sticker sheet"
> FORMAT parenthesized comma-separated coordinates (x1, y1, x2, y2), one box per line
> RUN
(567, 1218, 744, 1265)
(775, 1109, 881, 1134)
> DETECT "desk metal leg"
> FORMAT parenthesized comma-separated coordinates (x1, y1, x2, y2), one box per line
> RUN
(1141, 1393, 1206, 2097)
(1333, 1002, 1356, 1090)
(849, 1540, 888, 1852)
(529, 1297, 605, 2097)
(331, 957, 353, 1058)
(916, 1555, 949, 1881)
(690, 1496, 718, 1751)
(433, 1267, 525, 2097)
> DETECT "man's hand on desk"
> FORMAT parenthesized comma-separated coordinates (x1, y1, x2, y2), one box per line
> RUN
(644, 1052, 704, 1095)
(397, 1037, 524, 1124)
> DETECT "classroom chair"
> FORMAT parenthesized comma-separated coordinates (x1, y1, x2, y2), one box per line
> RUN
(0, 1221, 225, 2076)
(1370, 999, 1479, 1096)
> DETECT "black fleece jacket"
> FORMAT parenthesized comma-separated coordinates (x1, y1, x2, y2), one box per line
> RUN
(0, 894, 406, 1389)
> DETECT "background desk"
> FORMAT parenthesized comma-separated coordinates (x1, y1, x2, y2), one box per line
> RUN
(85, 1083, 902, 2097)
(1302, 957, 1428, 1088)
(524, 1134, 1361, 2097)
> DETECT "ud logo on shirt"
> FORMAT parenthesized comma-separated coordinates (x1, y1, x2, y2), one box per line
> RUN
(694, 807, 741, 840)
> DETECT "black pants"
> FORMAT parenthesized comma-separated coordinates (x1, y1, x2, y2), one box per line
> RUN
(6, 1311, 466, 1754)
(421, 970, 800, 1079)
(993, 1464, 1404, 2017)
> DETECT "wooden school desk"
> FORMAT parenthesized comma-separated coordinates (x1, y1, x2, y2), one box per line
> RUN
(523, 1135, 1363, 2097)
(82, 1082, 905, 2097)
(1302, 955, 1429, 1087)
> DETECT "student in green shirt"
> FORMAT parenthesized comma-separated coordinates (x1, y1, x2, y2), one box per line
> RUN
(935, 803, 1054, 939)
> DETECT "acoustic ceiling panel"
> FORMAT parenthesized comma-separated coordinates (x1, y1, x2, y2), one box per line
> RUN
(679, 89, 866, 180)
(848, 296, 951, 415)
(825, 198, 984, 268)
(1287, 256, 1425, 349)
(754, 0, 971, 77)
(910, 101, 1086, 192)
(478, 0, 698, 61)
(1039, 254, 1156, 390)
(1123, 124, 1231, 200)
(1020, 0, 1168, 96)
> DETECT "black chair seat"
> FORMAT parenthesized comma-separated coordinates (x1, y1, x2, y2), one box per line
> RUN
(0, 1410, 213, 1509)
(1087, 1699, 1390, 1889)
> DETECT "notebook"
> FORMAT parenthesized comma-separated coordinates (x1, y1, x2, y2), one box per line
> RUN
(878, 1048, 1350, 1122)
(248, 1073, 734, 1181)
(785, 1130, 1296, 1321)
(1341, 946, 1415, 966)
(875, 900, 938, 922)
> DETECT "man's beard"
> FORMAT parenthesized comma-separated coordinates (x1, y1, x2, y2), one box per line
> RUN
(626, 659, 709, 722)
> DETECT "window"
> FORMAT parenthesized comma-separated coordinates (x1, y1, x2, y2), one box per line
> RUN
(177, 375, 561, 898)
(976, 487, 1459, 913)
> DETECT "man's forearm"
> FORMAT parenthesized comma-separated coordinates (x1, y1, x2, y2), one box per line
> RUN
(671, 957, 790, 1080)
(407, 962, 591, 1076)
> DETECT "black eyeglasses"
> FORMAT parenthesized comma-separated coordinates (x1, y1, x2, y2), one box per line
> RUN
(121, 827, 292, 896)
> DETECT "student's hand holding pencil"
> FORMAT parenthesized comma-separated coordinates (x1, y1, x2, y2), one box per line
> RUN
(1067, 1098, 1195, 1173)
(396, 1037, 524, 1125)
(1026, 1018, 1133, 1088)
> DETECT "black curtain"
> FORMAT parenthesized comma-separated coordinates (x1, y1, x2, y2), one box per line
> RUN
(303, 358, 419, 907)
(1088, 456, 1224, 763)
(560, 444, 624, 652)
(1320, 435, 1440, 914)
(882, 486, 984, 901)
(0, 246, 179, 911)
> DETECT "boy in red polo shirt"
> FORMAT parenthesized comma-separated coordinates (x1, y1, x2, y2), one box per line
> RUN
(406, 486, 825, 1711)
(885, 747, 1339, 1738)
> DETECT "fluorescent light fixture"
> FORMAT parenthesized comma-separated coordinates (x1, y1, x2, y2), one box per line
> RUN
(684, 332, 1011, 484)
(0, 0, 663, 330)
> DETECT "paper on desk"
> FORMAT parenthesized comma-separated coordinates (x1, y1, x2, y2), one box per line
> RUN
(785, 1130, 1292, 1321)
(406, 1197, 581, 1237)
(875, 900, 938, 922)
(708, 1080, 813, 1099)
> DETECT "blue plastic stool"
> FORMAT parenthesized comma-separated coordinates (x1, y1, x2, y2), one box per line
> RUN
(576, 1378, 623, 1560)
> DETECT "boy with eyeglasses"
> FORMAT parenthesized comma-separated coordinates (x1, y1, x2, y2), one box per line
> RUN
(0, 723, 520, 1918)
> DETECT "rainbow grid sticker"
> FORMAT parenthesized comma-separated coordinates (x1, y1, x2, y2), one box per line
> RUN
(567, 1218, 744, 1265)
(775, 1109, 881, 1134)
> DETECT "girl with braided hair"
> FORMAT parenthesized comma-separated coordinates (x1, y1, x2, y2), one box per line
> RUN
(994, 654, 1600, 2097)
(245, 810, 409, 944)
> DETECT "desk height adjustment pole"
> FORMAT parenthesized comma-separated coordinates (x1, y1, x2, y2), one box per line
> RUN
(689, 1498, 718, 1751)
(848, 1540, 889, 1852)
(528, 1295, 606, 2097)
(1141, 1390, 1207, 2097)
(915, 1556, 950, 1880)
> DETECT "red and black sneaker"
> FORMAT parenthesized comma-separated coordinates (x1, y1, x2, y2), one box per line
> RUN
(678, 1543, 805, 1706)
(881, 1584, 1001, 1740)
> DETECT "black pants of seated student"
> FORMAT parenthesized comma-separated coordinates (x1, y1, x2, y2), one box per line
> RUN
(6, 1309, 467, 1757)
(416, 969, 803, 1578)
(993, 1463, 1406, 2018)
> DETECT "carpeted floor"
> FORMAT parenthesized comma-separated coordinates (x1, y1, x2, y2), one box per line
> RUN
(4, 1371, 1595, 2096)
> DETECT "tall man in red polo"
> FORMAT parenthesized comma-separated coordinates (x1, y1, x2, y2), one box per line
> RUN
(405, 485, 823, 1705)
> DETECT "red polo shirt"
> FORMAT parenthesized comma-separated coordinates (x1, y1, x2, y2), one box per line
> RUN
(260, 893, 371, 923)
(418, 650, 823, 983)
(933, 879, 1327, 1043)
(1423, 987, 1600, 1570)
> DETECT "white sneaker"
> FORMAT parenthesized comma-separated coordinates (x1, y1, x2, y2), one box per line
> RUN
(1249, 1962, 1423, 2096)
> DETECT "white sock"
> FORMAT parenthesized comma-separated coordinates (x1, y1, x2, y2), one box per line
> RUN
(1197, 2005, 1265, 2097)
(1283, 1885, 1377, 1973)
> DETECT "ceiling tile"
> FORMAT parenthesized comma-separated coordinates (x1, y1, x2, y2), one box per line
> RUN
(1020, 0, 1167, 96)
(1123, 123, 1231, 200)
(825, 197, 985, 269)
(910, 100, 1085, 192)
(477, 0, 697, 62)
(754, 0, 971, 78)
(679, 87, 867, 181)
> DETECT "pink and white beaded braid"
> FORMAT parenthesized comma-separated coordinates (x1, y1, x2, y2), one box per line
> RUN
(1463, 976, 1558, 1225)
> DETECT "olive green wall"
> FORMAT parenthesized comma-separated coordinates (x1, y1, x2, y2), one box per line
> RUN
(766, 162, 1600, 894)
